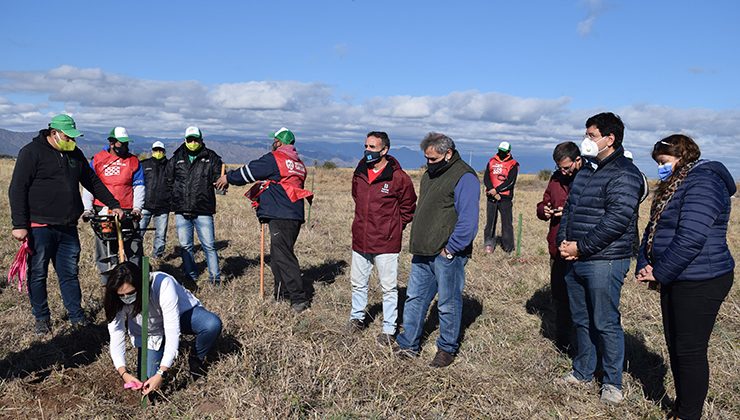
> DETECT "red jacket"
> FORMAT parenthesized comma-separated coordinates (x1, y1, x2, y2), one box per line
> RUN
(536, 171, 574, 257)
(352, 155, 417, 254)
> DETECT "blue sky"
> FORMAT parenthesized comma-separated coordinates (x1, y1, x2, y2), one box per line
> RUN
(2, 0, 739, 174)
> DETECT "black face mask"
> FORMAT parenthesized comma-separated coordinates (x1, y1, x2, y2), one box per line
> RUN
(497, 151, 509, 159)
(363, 149, 384, 165)
(113, 144, 130, 157)
(427, 159, 449, 176)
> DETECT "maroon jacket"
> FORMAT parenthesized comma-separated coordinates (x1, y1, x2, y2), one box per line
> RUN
(352, 155, 417, 254)
(536, 171, 574, 257)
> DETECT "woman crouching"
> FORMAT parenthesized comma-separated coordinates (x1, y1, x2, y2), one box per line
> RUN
(104, 261, 222, 395)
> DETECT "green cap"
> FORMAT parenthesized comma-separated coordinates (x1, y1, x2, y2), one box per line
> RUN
(108, 127, 131, 143)
(271, 127, 295, 145)
(49, 114, 83, 138)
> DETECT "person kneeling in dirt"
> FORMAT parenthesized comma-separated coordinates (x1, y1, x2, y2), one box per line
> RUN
(105, 262, 222, 395)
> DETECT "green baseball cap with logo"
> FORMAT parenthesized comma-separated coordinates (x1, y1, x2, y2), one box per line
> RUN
(271, 127, 295, 145)
(108, 126, 131, 143)
(185, 126, 203, 139)
(49, 114, 83, 138)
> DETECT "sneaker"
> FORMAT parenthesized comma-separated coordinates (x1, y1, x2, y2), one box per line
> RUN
(346, 319, 364, 334)
(376, 333, 395, 347)
(392, 344, 418, 359)
(189, 356, 207, 381)
(291, 301, 311, 314)
(485, 245, 493, 254)
(429, 349, 455, 368)
(554, 371, 592, 387)
(70, 318, 90, 330)
(34, 318, 52, 336)
(600, 384, 623, 405)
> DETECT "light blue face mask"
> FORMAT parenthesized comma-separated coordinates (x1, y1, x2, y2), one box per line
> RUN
(120, 292, 137, 305)
(657, 162, 673, 181)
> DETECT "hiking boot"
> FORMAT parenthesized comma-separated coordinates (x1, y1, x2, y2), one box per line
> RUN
(291, 301, 310, 314)
(35, 318, 52, 336)
(346, 319, 364, 334)
(376, 333, 395, 347)
(554, 371, 592, 387)
(429, 349, 455, 368)
(600, 384, 623, 405)
(392, 344, 418, 359)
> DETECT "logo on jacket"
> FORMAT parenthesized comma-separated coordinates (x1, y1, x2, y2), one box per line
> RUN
(104, 162, 124, 177)
(381, 183, 390, 194)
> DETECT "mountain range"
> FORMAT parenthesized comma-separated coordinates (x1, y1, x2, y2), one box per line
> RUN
(0, 128, 554, 173)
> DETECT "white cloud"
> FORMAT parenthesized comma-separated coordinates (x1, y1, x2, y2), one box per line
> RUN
(0, 65, 738, 174)
(577, 0, 606, 36)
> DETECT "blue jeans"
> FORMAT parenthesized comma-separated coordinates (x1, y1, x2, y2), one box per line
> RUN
(136, 306, 222, 378)
(349, 251, 399, 335)
(175, 214, 220, 283)
(565, 258, 629, 389)
(396, 254, 468, 354)
(27, 226, 85, 323)
(140, 210, 169, 258)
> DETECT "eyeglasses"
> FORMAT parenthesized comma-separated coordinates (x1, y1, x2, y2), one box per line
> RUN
(557, 161, 577, 174)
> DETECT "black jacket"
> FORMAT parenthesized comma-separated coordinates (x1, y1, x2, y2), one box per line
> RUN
(140, 157, 170, 213)
(9, 131, 120, 228)
(556, 146, 643, 260)
(166, 144, 223, 215)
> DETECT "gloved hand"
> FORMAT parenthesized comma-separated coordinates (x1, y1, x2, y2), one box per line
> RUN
(82, 210, 94, 222)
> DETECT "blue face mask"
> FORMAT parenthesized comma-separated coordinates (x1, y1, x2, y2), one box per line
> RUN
(119, 292, 137, 305)
(657, 163, 673, 181)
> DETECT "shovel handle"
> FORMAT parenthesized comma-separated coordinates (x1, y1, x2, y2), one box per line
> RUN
(115, 215, 126, 263)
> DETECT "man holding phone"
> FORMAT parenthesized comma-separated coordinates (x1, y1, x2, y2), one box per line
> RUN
(536, 141, 582, 352)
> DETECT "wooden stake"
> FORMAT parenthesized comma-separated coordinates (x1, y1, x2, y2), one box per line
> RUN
(260, 224, 265, 300)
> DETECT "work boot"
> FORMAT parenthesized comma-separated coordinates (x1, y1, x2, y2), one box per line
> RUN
(429, 349, 455, 368)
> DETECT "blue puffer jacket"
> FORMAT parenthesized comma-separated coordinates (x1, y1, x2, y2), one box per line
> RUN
(636, 160, 736, 284)
(556, 147, 643, 260)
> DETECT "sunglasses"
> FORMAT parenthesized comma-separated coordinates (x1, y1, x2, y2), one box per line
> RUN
(117, 292, 136, 298)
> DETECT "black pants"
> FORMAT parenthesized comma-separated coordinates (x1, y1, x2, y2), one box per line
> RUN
(268, 219, 309, 305)
(660, 272, 733, 420)
(550, 256, 572, 352)
(483, 199, 514, 252)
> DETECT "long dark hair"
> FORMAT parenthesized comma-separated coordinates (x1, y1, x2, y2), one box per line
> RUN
(104, 262, 143, 323)
(645, 134, 702, 259)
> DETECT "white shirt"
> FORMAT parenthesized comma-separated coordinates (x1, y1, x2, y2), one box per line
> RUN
(108, 272, 201, 370)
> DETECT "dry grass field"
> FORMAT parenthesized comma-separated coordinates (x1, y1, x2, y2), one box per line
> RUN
(0, 158, 737, 419)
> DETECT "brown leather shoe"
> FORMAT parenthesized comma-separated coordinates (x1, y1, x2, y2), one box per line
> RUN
(429, 349, 455, 368)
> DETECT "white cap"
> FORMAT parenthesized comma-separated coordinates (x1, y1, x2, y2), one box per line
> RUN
(623, 150, 634, 160)
(152, 141, 165, 149)
(185, 126, 202, 139)
(498, 141, 511, 152)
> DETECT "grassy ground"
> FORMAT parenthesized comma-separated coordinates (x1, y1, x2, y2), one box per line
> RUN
(0, 160, 737, 419)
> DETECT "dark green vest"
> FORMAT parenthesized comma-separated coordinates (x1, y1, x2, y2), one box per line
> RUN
(409, 152, 477, 256)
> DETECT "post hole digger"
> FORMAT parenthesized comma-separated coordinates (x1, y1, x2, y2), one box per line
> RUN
(84, 209, 152, 313)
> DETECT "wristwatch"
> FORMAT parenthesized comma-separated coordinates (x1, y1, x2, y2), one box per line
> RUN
(155, 368, 167, 378)
(444, 248, 454, 260)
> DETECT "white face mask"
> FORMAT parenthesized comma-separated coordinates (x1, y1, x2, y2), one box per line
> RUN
(580, 136, 607, 158)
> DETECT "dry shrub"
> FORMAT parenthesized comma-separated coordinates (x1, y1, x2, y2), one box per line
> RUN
(0, 163, 737, 419)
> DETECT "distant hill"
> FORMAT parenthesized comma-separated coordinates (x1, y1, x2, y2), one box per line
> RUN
(0, 128, 554, 173)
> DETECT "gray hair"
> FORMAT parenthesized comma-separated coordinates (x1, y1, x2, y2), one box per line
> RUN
(420, 132, 455, 154)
